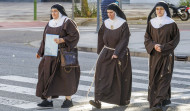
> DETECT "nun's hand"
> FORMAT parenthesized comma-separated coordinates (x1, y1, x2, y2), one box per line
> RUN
(36, 53, 40, 59)
(112, 55, 118, 59)
(154, 44, 161, 52)
(54, 38, 65, 44)
(157, 47, 161, 52)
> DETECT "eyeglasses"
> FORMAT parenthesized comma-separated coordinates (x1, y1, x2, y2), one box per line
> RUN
(156, 7, 165, 11)
(51, 11, 59, 13)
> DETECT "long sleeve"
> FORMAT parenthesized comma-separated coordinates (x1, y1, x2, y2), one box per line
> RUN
(113, 22, 131, 57)
(144, 22, 156, 54)
(37, 23, 48, 57)
(160, 23, 180, 55)
(62, 19, 79, 51)
(97, 23, 105, 54)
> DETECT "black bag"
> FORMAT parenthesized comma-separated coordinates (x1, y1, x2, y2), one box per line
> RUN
(58, 18, 78, 67)
(60, 48, 78, 67)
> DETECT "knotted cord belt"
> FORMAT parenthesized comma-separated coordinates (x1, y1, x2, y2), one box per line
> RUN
(86, 45, 115, 97)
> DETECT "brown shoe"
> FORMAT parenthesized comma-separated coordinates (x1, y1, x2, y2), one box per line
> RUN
(89, 100, 101, 109)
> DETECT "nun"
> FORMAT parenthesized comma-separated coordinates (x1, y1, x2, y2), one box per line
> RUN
(101, 0, 117, 22)
(144, 1, 180, 111)
(89, 3, 132, 108)
(36, 4, 80, 108)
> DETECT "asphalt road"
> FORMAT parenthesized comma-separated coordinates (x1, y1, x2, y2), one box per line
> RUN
(0, 25, 190, 111)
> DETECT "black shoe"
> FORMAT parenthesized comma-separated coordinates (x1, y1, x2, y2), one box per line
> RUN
(89, 100, 101, 109)
(162, 99, 171, 106)
(61, 99, 73, 108)
(119, 100, 130, 106)
(151, 104, 163, 111)
(37, 100, 53, 108)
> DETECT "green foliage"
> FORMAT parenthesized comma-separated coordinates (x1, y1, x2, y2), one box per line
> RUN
(81, 0, 91, 17)
(179, 0, 190, 7)
(74, 4, 81, 17)
(74, 1, 97, 18)
(89, 4, 97, 17)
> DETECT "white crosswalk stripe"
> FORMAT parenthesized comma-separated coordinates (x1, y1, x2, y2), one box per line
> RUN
(0, 68, 190, 109)
(0, 96, 37, 109)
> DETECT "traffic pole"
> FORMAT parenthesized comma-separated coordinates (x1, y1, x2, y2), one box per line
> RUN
(34, 0, 37, 20)
(72, 0, 75, 20)
(119, 0, 122, 9)
(96, 0, 100, 32)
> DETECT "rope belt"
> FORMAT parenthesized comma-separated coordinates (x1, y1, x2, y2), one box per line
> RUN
(86, 45, 115, 98)
(104, 45, 115, 50)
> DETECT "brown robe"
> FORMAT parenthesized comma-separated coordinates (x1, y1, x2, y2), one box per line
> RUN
(36, 19, 80, 99)
(95, 22, 132, 105)
(144, 22, 180, 108)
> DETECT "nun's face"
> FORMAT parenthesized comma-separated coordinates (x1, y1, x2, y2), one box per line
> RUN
(156, 6, 165, 17)
(51, 8, 59, 19)
(107, 10, 115, 20)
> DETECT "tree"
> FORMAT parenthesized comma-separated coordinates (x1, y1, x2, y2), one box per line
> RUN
(81, 0, 91, 17)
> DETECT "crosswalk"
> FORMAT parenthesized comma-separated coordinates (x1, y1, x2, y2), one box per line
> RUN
(0, 68, 190, 110)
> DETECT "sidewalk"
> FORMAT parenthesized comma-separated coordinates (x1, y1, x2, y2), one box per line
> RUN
(29, 25, 190, 61)
(0, 2, 190, 61)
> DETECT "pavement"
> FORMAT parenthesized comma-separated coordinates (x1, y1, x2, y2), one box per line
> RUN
(0, 2, 190, 61)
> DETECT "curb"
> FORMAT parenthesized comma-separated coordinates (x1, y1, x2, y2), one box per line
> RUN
(30, 40, 190, 62)
(77, 47, 190, 62)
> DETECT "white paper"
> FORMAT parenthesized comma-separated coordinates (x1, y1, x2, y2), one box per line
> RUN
(44, 34, 59, 56)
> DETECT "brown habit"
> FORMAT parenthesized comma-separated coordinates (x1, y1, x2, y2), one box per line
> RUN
(36, 19, 80, 99)
(95, 22, 132, 105)
(144, 22, 180, 108)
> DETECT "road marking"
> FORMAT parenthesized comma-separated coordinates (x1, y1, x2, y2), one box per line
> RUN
(0, 75, 37, 84)
(132, 82, 190, 93)
(81, 69, 190, 85)
(70, 101, 190, 111)
(0, 67, 189, 110)
(0, 83, 35, 95)
(0, 83, 94, 109)
(0, 73, 190, 109)
(81, 70, 95, 74)
(0, 96, 38, 109)
(173, 69, 190, 74)
(0, 75, 94, 92)
(133, 75, 190, 86)
(1, 74, 190, 93)
(132, 69, 190, 79)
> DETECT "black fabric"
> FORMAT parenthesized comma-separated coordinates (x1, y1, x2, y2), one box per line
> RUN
(147, 1, 171, 23)
(106, 3, 127, 20)
(50, 4, 67, 19)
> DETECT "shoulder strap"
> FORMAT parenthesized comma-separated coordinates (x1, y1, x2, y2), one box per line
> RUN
(59, 18, 67, 37)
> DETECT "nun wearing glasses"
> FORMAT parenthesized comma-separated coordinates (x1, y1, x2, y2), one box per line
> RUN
(36, 4, 80, 109)
(89, 3, 132, 108)
(144, 1, 180, 111)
